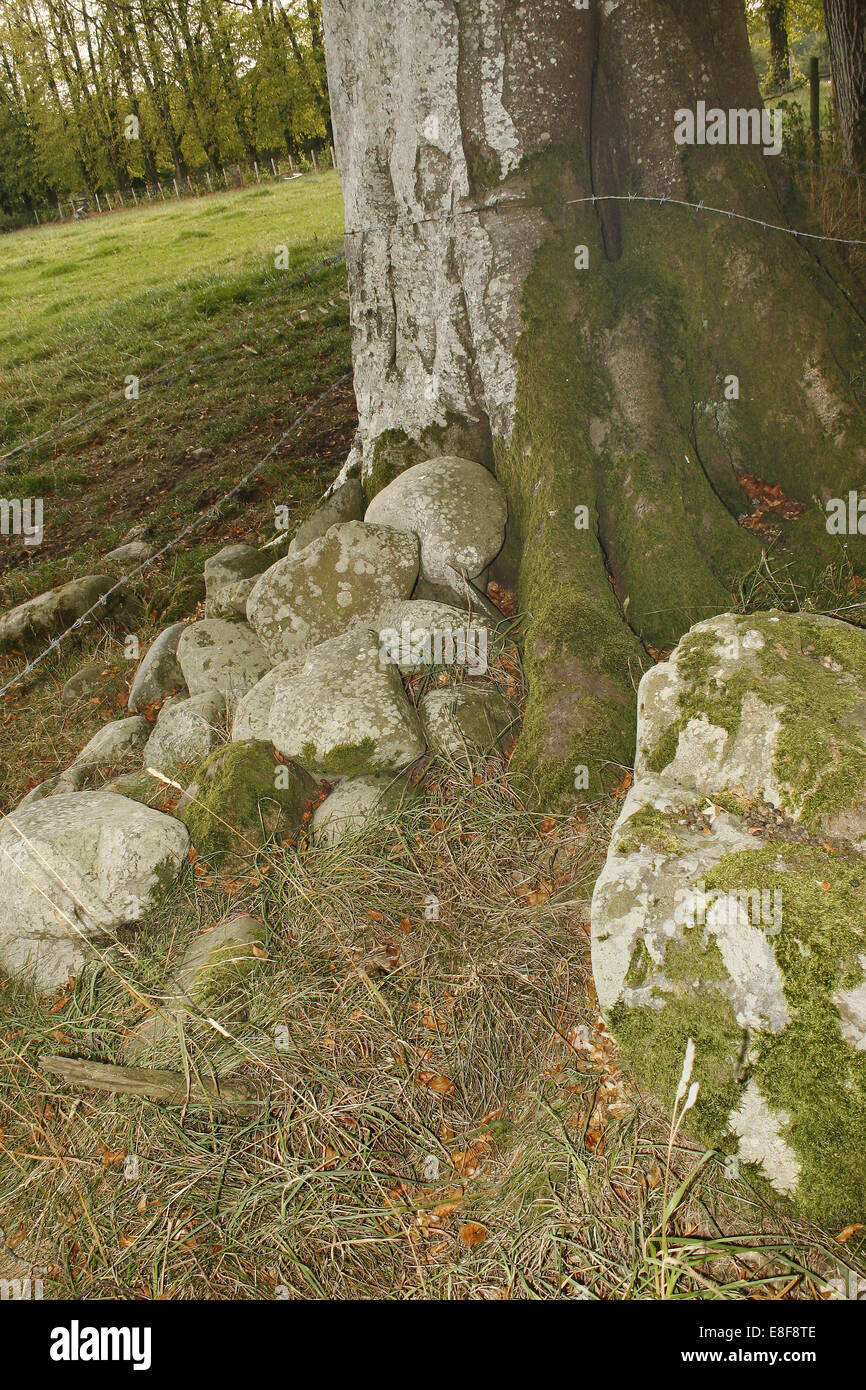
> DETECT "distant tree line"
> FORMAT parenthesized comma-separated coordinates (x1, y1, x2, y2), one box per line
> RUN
(0, 0, 332, 217)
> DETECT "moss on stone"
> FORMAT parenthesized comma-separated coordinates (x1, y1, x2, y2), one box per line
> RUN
(616, 804, 688, 855)
(613, 834, 866, 1226)
(300, 736, 377, 777)
(182, 739, 313, 860)
(643, 611, 866, 828)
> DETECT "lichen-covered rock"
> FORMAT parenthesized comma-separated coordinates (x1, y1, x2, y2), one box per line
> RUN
(312, 773, 420, 845)
(128, 623, 187, 712)
(230, 657, 304, 742)
(142, 691, 225, 778)
(591, 610, 866, 1228)
(289, 478, 365, 555)
(0, 791, 189, 990)
(364, 457, 506, 602)
(246, 521, 419, 663)
(204, 544, 271, 619)
(176, 619, 271, 712)
(180, 740, 314, 860)
(420, 685, 516, 767)
(72, 715, 151, 769)
(269, 628, 426, 776)
(0, 575, 125, 652)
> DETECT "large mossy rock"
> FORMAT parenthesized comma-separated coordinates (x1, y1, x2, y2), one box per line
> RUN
(246, 520, 419, 663)
(180, 739, 314, 860)
(591, 611, 866, 1228)
(364, 457, 507, 603)
(269, 629, 426, 776)
(0, 792, 188, 990)
(158, 575, 205, 624)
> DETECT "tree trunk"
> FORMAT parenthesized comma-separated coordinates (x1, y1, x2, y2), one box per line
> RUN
(826, 0, 866, 170)
(321, 0, 866, 808)
(764, 0, 790, 93)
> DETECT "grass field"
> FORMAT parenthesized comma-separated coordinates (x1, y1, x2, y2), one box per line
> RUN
(0, 172, 354, 612)
(0, 171, 862, 1302)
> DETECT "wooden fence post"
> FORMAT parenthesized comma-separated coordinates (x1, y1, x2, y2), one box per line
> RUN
(310, 146, 318, 173)
(810, 55, 821, 157)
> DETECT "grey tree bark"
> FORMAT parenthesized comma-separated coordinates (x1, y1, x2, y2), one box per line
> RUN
(321, 0, 866, 807)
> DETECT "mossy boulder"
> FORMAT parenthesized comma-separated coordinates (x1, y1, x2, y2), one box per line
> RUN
(288, 478, 365, 555)
(269, 629, 426, 777)
(591, 610, 866, 1229)
(0, 575, 130, 653)
(180, 739, 314, 860)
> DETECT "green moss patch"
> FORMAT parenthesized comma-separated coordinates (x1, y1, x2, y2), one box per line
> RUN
(181, 739, 314, 860)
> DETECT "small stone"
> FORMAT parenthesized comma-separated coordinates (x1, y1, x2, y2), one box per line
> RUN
(230, 658, 304, 742)
(61, 663, 109, 705)
(142, 691, 226, 778)
(16, 767, 88, 807)
(312, 773, 419, 845)
(288, 478, 365, 555)
(102, 540, 154, 572)
(72, 715, 151, 769)
(125, 914, 269, 1058)
(420, 685, 516, 766)
(128, 623, 187, 712)
(204, 544, 271, 620)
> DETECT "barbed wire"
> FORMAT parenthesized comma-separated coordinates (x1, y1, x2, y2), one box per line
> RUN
(0, 371, 351, 701)
(565, 192, 866, 246)
(0, 250, 347, 468)
(341, 185, 866, 247)
(780, 154, 866, 180)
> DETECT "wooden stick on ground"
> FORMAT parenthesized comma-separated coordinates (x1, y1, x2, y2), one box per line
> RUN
(39, 1055, 264, 1109)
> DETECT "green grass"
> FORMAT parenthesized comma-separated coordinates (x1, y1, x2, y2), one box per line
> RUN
(0, 170, 355, 618)
(0, 757, 852, 1300)
(0, 172, 345, 436)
